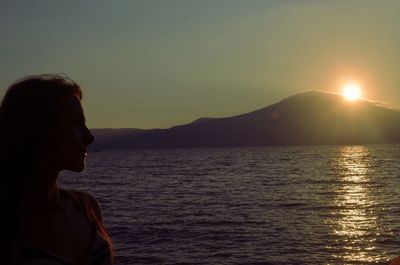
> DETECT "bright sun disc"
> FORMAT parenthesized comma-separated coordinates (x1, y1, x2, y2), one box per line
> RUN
(342, 84, 362, 101)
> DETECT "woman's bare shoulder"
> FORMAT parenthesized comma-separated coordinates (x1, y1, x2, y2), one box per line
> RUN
(78, 191, 103, 222)
(61, 189, 103, 222)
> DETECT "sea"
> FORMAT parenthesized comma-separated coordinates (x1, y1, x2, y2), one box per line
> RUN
(60, 144, 400, 265)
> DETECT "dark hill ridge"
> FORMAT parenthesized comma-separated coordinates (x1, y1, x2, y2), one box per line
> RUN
(91, 91, 400, 149)
(90, 128, 144, 150)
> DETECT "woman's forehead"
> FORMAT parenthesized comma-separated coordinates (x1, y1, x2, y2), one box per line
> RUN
(62, 95, 85, 117)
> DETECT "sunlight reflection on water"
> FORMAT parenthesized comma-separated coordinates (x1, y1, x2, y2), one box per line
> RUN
(328, 146, 385, 264)
(62, 145, 400, 264)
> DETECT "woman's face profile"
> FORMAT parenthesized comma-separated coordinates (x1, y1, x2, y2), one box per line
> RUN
(45, 95, 94, 172)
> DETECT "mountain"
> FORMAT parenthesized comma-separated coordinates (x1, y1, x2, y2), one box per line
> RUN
(89, 128, 144, 150)
(91, 91, 400, 149)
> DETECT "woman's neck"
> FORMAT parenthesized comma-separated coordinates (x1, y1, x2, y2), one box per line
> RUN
(20, 167, 62, 212)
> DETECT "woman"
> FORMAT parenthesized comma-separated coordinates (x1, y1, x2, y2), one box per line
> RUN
(0, 75, 113, 264)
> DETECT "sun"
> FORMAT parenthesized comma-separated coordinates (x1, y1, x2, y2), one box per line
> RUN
(342, 83, 362, 101)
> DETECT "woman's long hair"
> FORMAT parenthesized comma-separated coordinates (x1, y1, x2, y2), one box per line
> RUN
(0, 74, 112, 263)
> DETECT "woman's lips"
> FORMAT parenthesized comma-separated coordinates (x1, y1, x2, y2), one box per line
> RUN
(80, 150, 88, 157)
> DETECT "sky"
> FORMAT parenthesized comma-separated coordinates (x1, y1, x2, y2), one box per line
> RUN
(1, 0, 399, 129)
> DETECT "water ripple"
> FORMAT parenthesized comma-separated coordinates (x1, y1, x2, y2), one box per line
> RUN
(61, 144, 400, 264)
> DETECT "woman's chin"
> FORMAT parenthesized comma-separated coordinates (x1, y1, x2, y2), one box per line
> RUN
(66, 160, 86, 172)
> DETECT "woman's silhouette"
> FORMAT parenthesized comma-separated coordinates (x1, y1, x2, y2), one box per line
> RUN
(0, 75, 113, 264)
